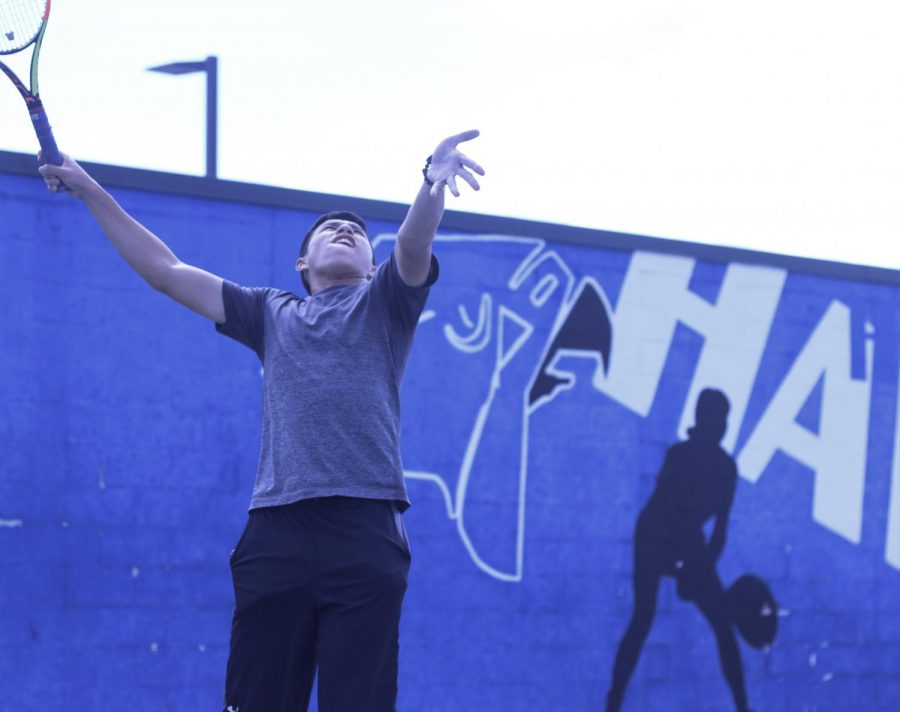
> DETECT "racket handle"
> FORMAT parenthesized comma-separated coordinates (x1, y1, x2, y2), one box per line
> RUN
(31, 109, 62, 165)
(31, 107, 69, 192)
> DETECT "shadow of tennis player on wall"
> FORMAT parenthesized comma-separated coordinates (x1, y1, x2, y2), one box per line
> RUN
(605, 388, 777, 712)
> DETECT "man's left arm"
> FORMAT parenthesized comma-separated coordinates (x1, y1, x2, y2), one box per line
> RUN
(394, 130, 484, 287)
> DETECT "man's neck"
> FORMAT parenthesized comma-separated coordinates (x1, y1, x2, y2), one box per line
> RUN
(310, 274, 370, 293)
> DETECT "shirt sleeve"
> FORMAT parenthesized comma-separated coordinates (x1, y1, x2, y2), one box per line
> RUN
(214, 280, 275, 359)
(371, 251, 440, 332)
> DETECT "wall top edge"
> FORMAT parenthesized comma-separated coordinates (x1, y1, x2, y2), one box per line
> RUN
(2, 149, 897, 286)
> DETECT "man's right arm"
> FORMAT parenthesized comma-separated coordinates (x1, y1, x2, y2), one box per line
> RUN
(39, 155, 225, 324)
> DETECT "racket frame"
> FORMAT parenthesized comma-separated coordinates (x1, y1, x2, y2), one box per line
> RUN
(0, 0, 63, 166)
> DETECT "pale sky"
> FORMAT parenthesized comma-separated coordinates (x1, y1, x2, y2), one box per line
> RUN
(3, 0, 899, 270)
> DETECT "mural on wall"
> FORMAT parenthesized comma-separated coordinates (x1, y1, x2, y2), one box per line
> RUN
(382, 234, 889, 576)
(373, 233, 896, 709)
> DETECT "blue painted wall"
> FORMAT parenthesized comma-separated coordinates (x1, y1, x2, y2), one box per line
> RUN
(1, 166, 899, 711)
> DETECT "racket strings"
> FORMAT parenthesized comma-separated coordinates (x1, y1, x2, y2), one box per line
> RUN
(0, 0, 47, 54)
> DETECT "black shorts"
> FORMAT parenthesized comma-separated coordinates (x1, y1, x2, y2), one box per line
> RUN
(223, 496, 411, 712)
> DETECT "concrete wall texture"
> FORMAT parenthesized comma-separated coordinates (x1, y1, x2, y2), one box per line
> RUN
(1, 163, 899, 711)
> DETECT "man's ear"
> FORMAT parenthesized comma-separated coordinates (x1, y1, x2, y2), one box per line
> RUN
(296, 257, 306, 273)
(367, 264, 377, 280)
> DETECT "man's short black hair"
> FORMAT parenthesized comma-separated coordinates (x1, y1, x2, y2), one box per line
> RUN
(298, 211, 370, 294)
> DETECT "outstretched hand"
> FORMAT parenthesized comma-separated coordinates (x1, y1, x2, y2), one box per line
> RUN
(425, 130, 485, 198)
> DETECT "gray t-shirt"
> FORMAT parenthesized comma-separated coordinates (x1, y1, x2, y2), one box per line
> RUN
(215, 251, 438, 511)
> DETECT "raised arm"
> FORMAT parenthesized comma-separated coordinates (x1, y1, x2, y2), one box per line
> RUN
(394, 130, 484, 287)
(38, 155, 225, 323)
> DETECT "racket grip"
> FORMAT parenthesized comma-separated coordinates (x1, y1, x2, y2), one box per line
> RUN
(31, 109, 63, 165)
(31, 108, 69, 192)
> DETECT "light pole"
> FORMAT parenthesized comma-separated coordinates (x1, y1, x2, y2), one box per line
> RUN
(148, 56, 218, 179)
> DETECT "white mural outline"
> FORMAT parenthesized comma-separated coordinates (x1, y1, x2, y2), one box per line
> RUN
(444, 294, 492, 353)
(374, 233, 609, 581)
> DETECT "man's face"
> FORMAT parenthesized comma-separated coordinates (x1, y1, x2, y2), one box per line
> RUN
(297, 219, 375, 291)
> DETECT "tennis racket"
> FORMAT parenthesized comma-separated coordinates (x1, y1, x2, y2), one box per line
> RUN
(0, 0, 63, 166)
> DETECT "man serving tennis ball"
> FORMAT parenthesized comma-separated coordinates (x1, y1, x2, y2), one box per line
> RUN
(39, 130, 484, 712)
